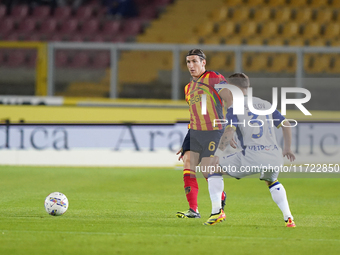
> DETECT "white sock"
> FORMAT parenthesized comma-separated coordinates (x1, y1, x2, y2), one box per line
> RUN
(208, 174, 224, 214)
(269, 182, 293, 221)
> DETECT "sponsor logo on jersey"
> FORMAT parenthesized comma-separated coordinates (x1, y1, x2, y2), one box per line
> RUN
(247, 144, 279, 151)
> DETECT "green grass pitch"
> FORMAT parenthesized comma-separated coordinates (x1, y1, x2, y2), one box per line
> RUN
(0, 166, 339, 255)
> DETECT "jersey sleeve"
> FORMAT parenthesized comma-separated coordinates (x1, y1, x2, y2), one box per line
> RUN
(207, 71, 227, 94)
(272, 109, 285, 128)
(184, 83, 190, 104)
(226, 106, 238, 130)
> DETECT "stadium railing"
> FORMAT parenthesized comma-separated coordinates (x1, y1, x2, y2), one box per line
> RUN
(47, 42, 340, 100)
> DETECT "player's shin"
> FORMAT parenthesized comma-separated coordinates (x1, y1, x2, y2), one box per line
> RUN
(183, 169, 199, 212)
(268, 181, 293, 221)
(208, 173, 224, 214)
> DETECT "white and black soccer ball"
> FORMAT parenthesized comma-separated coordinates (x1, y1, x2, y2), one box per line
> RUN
(44, 192, 69, 216)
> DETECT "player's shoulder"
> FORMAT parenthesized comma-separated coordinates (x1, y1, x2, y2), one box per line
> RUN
(205, 70, 225, 79)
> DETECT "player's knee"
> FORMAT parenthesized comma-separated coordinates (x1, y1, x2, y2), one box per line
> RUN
(183, 151, 191, 169)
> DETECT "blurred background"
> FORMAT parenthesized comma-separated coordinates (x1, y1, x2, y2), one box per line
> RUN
(0, 0, 340, 111)
(0, 0, 339, 167)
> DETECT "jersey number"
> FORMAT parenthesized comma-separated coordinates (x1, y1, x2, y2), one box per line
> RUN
(248, 112, 263, 139)
(208, 141, 216, 151)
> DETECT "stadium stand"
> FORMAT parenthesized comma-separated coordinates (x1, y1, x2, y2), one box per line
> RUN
(1, 0, 340, 98)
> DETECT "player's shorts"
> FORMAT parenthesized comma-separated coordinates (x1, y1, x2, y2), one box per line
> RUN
(181, 129, 224, 161)
(218, 147, 283, 182)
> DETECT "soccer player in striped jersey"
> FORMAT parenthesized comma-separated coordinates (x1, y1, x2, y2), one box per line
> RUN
(176, 49, 232, 219)
(204, 73, 296, 227)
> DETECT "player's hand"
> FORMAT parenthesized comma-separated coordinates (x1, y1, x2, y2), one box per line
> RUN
(230, 137, 237, 149)
(283, 148, 296, 162)
(176, 149, 183, 161)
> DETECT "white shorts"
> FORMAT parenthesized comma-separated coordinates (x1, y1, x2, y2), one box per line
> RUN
(218, 148, 284, 182)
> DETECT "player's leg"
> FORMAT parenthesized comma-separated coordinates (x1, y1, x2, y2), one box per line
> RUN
(181, 151, 200, 216)
(176, 129, 201, 218)
(203, 158, 226, 225)
(262, 170, 296, 227)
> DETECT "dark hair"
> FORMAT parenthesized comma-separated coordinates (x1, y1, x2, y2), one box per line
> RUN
(186, 49, 206, 61)
(228, 73, 250, 88)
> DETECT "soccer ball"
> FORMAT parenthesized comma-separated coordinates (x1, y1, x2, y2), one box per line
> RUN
(44, 192, 69, 216)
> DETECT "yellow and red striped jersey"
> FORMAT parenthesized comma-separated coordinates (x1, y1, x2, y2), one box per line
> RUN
(184, 71, 227, 131)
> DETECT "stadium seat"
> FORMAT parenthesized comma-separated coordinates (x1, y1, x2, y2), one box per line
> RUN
(183, 35, 202, 44)
(301, 22, 321, 39)
(0, 50, 5, 67)
(280, 21, 300, 38)
(323, 23, 340, 39)
(223, 0, 244, 7)
(315, 9, 334, 24)
(238, 21, 258, 37)
(304, 54, 330, 73)
(209, 7, 228, 22)
(273, 7, 292, 22)
(16, 18, 37, 34)
(203, 35, 222, 45)
(246, 0, 265, 7)
(49, 34, 64, 42)
(231, 7, 250, 22)
(70, 51, 90, 68)
(55, 50, 69, 68)
(330, 0, 340, 8)
(111, 34, 127, 42)
(59, 19, 79, 35)
(39, 18, 58, 35)
(54, 6, 72, 21)
(26, 33, 42, 42)
(266, 0, 286, 7)
(5, 32, 20, 41)
(309, 0, 329, 8)
(308, 38, 327, 46)
(259, 21, 278, 38)
(79, 19, 99, 35)
(217, 22, 236, 37)
(287, 0, 307, 7)
(252, 7, 272, 22)
(68, 34, 85, 42)
(92, 51, 110, 68)
(121, 18, 142, 36)
(32, 6, 51, 19)
(75, 5, 94, 20)
(225, 35, 243, 45)
(266, 37, 285, 46)
(288, 37, 305, 46)
(26, 50, 37, 68)
(243, 53, 268, 72)
(329, 55, 340, 73)
(194, 21, 215, 37)
(100, 20, 121, 35)
(7, 50, 26, 67)
(246, 37, 264, 45)
(267, 53, 293, 73)
(10, 5, 29, 20)
(208, 52, 235, 71)
(139, 7, 158, 20)
(0, 18, 15, 38)
(0, 5, 6, 19)
(293, 8, 312, 23)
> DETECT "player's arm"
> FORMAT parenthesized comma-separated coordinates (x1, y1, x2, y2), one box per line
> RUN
(219, 88, 233, 108)
(218, 126, 236, 151)
(218, 106, 238, 151)
(273, 109, 296, 162)
(281, 120, 296, 162)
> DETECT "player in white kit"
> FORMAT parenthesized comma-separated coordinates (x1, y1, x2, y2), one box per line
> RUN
(204, 73, 296, 227)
